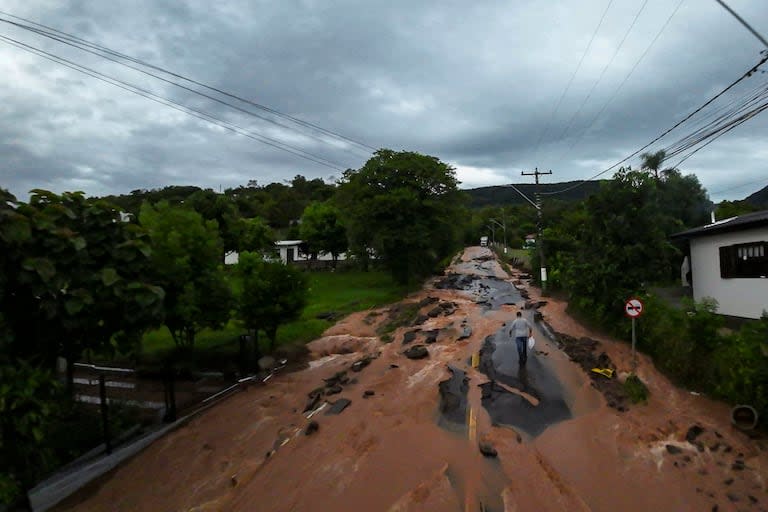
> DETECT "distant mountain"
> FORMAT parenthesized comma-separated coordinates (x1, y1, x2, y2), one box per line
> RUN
(744, 184, 768, 208)
(463, 180, 606, 209)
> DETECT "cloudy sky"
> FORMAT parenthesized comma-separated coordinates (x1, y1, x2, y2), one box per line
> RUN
(1, 0, 768, 202)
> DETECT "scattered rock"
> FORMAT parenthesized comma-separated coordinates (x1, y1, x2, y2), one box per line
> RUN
(731, 460, 745, 471)
(479, 441, 498, 457)
(230, 475, 238, 487)
(304, 421, 319, 435)
(748, 495, 758, 504)
(402, 330, 419, 345)
(686, 425, 705, 443)
(412, 314, 428, 326)
(418, 296, 439, 308)
(711, 506, 718, 512)
(303, 394, 321, 413)
(323, 371, 348, 386)
(325, 385, 342, 395)
(350, 356, 373, 372)
(363, 390, 375, 398)
(389, 364, 399, 369)
(423, 330, 439, 344)
(533, 311, 543, 322)
(726, 493, 739, 503)
(325, 398, 351, 415)
(404, 345, 429, 359)
(666, 444, 684, 455)
(724, 445, 733, 453)
(724, 478, 734, 486)
(427, 306, 443, 318)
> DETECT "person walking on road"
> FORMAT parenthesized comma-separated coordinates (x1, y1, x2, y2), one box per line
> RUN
(509, 311, 533, 366)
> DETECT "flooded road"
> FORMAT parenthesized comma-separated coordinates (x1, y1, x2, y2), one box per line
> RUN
(57, 247, 768, 512)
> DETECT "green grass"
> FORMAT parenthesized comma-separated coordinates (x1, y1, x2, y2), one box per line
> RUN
(138, 270, 412, 365)
(623, 374, 650, 404)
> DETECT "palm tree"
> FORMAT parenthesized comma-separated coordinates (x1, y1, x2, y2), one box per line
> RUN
(640, 150, 666, 180)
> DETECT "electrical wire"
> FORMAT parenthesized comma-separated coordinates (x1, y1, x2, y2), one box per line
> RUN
(555, 0, 649, 144)
(709, 176, 768, 196)
(540, 51, 768, 196)
(0, 11, 376, 154)
(566, 0, 685, 153)
(0, 33, 348, 171)
(530, 0, 614, 163)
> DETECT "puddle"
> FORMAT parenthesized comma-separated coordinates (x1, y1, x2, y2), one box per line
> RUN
(477, 331, 572, 438)
(437, 365, 469, 430)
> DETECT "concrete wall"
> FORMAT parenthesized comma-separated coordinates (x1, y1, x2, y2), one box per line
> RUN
(690, 226, 768, 319)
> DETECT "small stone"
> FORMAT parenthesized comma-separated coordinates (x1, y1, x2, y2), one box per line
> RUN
(325, 398, 351, 415)
(724, 478, 734, 486)
(748, 495, 758, 504)
(731, 460, 745, 471)
(427, 306, 443, 318)
(389, 364, 399, 369)
(325, 385, 343, 395)
(351, 356, 372, 372)
(303, 394, 321, 413)
(412, 315, 428, 326)
(685, 425, 704, 443)
(516, 434, 522, 444)
(304, 421, 319, 436)
(230, 475, 238, 487)
(363, 390, 375, 398)
(711, 506, 718, 512)
(402, 331, 419, 345)
(479, 441, 498, 457)
(666, 444, 683, 455)
(726, 493, 739, 503)
(404, 345, 429, 359)
(424, 330, 439, 344)
(458, 326, 472, 340)
(723, 446, 732, 453)
(683, 455, 692, 462)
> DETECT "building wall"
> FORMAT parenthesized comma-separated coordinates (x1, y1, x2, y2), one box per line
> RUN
(690, 226, 768, 319)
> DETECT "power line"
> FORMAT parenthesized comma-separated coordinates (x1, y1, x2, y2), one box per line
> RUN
(555, 0, 649, 145)
(567, 0, 685, 153)
(0, 10, 376, 154)
(530, 0, 614, 162)
(541, 51, 768, 196)
(714, 0, 768, 48)
(0, 33, 348, 171)
(709, 176, 768, 196)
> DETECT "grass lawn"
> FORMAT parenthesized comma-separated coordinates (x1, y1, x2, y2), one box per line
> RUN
(139, 270, 412, 365)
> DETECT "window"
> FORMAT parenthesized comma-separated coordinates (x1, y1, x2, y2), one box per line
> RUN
(719, 241, 768, 278)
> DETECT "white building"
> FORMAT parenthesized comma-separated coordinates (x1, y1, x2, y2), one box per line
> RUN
(225, 241, 347, 266)
(672, 210, 768, 319)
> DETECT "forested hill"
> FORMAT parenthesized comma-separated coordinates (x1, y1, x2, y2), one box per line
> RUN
(744, 183, 768, 207)
(463, 180, 606, 208)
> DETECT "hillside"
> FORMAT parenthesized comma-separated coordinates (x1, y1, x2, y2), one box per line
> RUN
(744, 183, 768, 208)
(463, 180, 606, 208)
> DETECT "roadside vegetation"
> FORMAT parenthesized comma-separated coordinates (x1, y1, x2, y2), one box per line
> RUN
(0, 149, 465, 506)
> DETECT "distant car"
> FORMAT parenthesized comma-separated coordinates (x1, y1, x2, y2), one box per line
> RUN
(480, 236, 488, 247)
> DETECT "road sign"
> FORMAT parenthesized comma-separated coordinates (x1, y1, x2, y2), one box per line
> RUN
(624, 298, 644, 318)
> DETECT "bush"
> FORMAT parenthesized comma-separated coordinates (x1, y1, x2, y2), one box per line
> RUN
(623, 375, 649, 404)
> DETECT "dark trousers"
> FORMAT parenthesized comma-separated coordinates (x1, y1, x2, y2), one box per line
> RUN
(515, 336, 528, 365)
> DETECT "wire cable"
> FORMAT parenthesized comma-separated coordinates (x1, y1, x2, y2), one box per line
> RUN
(0, 10, 377, 153)
(566, 0, 685, 152)
(0, 33, 348, 171)
(530, 0, 614, 163)
(555, 0, 649, 144)
(540, 50, 768, 196)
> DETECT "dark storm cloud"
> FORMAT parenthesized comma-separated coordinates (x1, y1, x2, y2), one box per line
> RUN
(1, 0, 767, 201)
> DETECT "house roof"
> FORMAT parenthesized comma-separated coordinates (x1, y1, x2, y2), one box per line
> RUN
(275, 240, 303, 247)
(671, 209, 768, 240)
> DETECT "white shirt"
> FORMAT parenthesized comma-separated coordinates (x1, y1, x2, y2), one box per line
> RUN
(510, 317, 532, 338)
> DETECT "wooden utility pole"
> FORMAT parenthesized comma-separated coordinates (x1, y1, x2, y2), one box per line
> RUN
(521, 168, 552, 293)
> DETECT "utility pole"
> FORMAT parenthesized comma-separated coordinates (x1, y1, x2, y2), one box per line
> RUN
(521, 168, 552, 293)
(490, 218, 507, 253)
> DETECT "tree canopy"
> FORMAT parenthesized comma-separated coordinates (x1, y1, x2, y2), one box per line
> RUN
(336, 149, 466, 283)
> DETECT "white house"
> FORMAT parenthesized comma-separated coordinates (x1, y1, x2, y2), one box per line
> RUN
(225, 241, 347, 266)
(672, 209, 768, 319)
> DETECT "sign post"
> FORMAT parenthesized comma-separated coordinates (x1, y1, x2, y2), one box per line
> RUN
(624, 298, 644, 373)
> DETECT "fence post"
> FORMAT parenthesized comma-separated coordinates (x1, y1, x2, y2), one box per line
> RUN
(99, 374, 112, 454)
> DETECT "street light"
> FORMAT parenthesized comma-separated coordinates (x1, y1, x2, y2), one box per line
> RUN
(489, 217, 507, 254)
(486, 224, 496, 246)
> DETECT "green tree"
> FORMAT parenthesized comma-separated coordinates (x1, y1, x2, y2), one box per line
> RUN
(715, 199, 759, 220)
(299, 201, 347, 267)
(236, 216, 275, 254)
(336, 149, 466, 283)
(140, 202, 232, 349)
(640, 149, 667, 180)
(186, 189, 242, 253)
(657, 168, 712, 229)
(560, 168, 678, 320)
(236, 253, 309, 351)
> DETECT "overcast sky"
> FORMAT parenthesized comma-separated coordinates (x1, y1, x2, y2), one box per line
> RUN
(1, 0, 767, 202)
